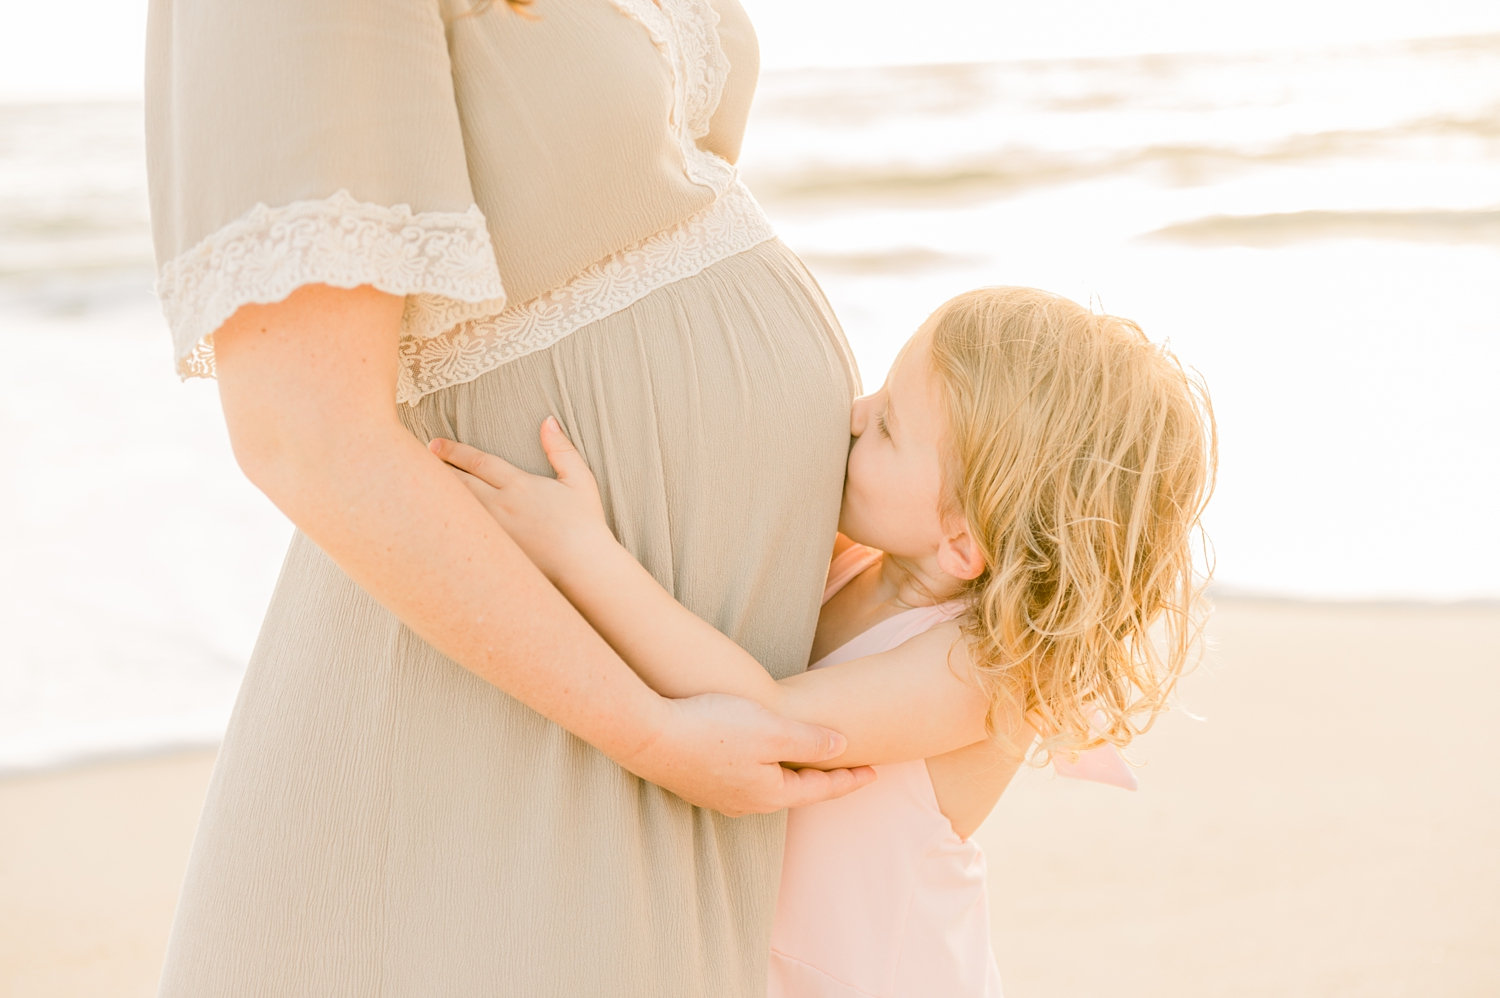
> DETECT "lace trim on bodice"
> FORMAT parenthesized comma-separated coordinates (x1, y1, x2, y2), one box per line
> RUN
(160, 180, 776, 403)
(609, 0, 736, 194)
(395, 178, 775, 404)
(158, 190, 508, 381)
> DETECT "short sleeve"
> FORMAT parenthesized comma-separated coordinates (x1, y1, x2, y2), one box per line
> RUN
(145, 0, 507, 382)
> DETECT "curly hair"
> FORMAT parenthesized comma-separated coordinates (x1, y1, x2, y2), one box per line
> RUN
(927, 287, 1217, 763)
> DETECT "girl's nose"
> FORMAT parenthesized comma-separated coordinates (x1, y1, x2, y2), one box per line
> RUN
(849, 394, 872, 437)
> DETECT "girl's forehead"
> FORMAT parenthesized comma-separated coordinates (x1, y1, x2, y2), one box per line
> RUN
(888, 330, 942, 430)
(890, 310, 941, 369)
(893, 324, 936, 385)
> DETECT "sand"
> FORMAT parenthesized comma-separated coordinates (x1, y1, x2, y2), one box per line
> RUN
(3, 597, 1498, 997)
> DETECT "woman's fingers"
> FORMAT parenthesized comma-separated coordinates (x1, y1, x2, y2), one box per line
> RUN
(632, 695, 880, 815)
(768, 718, 881, 803)
(773, 721, 850, 765)
(779, 764, 878, 810)
(428, 437, 520, 488)
(768, 719, 878, 802)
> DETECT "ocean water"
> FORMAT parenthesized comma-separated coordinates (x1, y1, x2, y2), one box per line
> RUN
(2, 34, 1497, 773)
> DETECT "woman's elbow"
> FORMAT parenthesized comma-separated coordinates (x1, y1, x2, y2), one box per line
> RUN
(221, 402, 311, 498)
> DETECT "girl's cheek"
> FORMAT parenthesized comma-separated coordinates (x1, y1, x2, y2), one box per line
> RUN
(845, 440, 867, 481)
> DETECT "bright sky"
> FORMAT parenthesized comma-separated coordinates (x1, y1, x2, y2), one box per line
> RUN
(3, 0, 1499, 100)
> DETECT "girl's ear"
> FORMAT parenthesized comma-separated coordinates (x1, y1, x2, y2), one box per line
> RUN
(937, 518, 986, 581)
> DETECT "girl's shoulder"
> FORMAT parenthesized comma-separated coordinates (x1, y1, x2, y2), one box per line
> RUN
(896, 622, 1030, 749)
(896, 617, 979, 685)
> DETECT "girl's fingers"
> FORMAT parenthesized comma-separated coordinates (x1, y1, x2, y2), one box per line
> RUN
(538, 416, 591, 485)
(432, 422, 591, 491)
(428, 437, 519, 487)
(447, 466, 484, 491)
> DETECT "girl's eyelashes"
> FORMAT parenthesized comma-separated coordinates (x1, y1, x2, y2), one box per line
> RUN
(875, 411, 891, 438)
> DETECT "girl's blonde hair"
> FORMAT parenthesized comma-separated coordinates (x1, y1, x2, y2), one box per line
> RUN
(928, 287, 1217, 762)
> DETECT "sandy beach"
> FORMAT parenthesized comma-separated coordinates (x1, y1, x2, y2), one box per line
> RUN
(3, 596, 1497, 997)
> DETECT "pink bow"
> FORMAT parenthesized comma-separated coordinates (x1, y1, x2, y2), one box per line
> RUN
(1050, 709, 1139, 790)
(1052, 743, 1138, 791)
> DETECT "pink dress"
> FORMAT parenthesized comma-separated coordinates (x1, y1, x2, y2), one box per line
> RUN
(768, 544, 1136, 998)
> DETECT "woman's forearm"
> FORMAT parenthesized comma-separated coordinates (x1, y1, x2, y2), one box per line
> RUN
(214, 284, 667, 765)
(260, 421, 672, 762)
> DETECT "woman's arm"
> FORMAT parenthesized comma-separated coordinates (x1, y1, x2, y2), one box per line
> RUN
(432, 425, 997, 769)
(208, 282, 875, 815)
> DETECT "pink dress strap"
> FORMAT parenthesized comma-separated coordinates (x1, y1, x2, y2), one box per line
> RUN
(818, 542, 1137, 791)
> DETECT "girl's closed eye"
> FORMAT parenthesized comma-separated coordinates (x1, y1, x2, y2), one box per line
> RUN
(875, 411, 891, 438)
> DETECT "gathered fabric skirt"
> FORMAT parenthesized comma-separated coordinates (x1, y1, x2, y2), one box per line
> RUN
(156, 238, 860, 998)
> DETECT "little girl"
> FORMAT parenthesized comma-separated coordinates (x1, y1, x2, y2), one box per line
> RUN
(430, 285, 1216, 996)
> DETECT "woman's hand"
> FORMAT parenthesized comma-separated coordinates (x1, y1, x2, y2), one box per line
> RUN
(430, 418, 610, 585)
(624, 693, 878, 817)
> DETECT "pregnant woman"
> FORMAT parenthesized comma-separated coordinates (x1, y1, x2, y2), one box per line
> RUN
(144, 0, 866, 994)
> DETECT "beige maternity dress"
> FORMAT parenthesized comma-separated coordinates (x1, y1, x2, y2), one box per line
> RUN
(144, 0, 859, 994)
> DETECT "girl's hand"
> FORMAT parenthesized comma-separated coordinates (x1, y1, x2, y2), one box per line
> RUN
(429, 417, 611, 584)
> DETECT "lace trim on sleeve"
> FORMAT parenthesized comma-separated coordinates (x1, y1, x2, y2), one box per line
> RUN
(156, 189, 507, 380)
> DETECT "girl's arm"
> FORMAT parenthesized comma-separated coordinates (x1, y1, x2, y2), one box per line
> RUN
(208, 282, 876, 816)
(432, 424, 998, 769)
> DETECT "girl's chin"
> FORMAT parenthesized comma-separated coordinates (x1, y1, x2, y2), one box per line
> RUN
(835, 518, 871, 550)
(837, 501, 881, 550)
